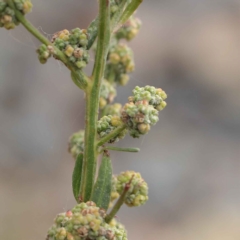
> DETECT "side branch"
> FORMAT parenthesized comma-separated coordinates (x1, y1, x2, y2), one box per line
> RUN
(7, 0, 89, 89)
(97, 124, 127, 147)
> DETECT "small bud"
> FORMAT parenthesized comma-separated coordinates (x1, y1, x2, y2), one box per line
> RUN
(156, 101, 167, 111)
(111, 116, 121, 127)
(99, 79, 116, 109)
(65, 45, 74, 57)
(66, 211, 73, 218)
(75, 60, 86, 69)
(97, 115, 126, 143)
(109, 53, 120, 64)
(77, 226, 88, 237)
(138, 123, 150, 134)
(73, 48, 84, 58)
(68, 130, 84, 159)
(86, 201, 96, 207)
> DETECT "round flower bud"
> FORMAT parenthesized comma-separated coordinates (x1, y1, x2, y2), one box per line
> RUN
(36, 44, 51, 64)
(97, 115, 127, 143)
(121, 86, 167, 138)
(110, 0, 121, 15)
(105, 43, 135, 86)
(115, 16, 142, 41)
(0, 0, 32, 30)
(51, 28, 89, 69)
(103, 103, 122, 117)
(115, 171, 149, 207)
(68, 130, 85, 159)
(99, 80, 117, 109)
(46, 202, 128, 240)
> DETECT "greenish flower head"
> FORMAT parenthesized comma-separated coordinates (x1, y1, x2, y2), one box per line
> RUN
(0, 0, 32, 30)
(109, 0, 125, 15)
(115, 171, 149, 207)
(51, 28, 89, 69)
(97, 115, 127, 143)
(115, 16, 142, 41)
(47, 201, 128, 240)
(105, 43, 134, 86)
(109, 176, 120, 207)
(68, 130, 85, 159)
(100, 80, 117, 109)
(36, 44, 51, 64)
(103, 103, 122, 117)
(121, 86, 167, 138)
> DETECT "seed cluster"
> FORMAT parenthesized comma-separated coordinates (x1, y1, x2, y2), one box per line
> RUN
(97, 115, 127, 143)
(68, 130, 85, 159)
(103, 104, 122, 117)
(114, 171, 148, 207)
(105, 43, 135, 86)
(36, 44, 51, 64)
(47, 201, 128, 240)
(121, 86, 167, 138)
(109, 0, 126, 16)
(100, 80, 117, 109)
(51, 28, 89, 69)
(0, 0, 32, 29)
(115, 16, 142, 41)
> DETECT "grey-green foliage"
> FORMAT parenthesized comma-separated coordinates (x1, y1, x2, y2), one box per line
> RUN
(92, 154, 112, 210)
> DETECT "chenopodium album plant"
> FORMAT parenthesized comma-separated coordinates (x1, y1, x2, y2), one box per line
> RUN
(1, 0, 167, 239)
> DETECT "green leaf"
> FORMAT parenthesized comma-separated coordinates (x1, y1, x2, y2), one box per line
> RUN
(92, 153, 112, 210)
(72, 153, 83, 202)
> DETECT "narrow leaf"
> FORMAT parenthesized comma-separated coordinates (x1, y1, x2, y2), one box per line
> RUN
(119, 0, 143, 25)
(72, 153, 83, 202)
(92, 153, 112, 210)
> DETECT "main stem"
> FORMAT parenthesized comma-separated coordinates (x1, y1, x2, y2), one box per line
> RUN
(81, 0, 110, 202)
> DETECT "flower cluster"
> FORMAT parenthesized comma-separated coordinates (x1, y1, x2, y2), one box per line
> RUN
(105, 43, 135, 86)
(97, 115, 127, 143)
(68, 130, 85, 159)
(0, 0, 32, 30)
(121, 85, 167, 138)
(36, 44, 51, 64)
(114, 171, 148, 207)
(103, 103, 122, 117)
(51, 28, 89, 69)
(100, 80, 117, 109)
(115, 16, 142, 41)
(47, 201, 128, 240)
(110, 176, 120, 206)
(109, 0, 127, 16)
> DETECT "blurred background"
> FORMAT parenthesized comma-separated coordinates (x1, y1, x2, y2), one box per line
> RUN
(1, 0, 240, 239)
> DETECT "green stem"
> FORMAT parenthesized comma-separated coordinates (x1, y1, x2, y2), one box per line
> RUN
(7, 0, 88, 90)
(105, 176, 133, 223)
(81, 0, 111, 202)
(119, 0, 143, 25)
(97, 124, 126, 147)
(105, 146, 140, 153)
